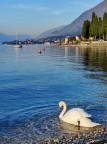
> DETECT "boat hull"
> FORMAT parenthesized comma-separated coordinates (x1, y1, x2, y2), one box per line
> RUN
(13, 45, 22, 48)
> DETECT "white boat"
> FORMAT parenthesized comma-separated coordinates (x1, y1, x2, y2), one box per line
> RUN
(13, 33, 22, 48)
(13, 44, 22, 48)
(44, 42, 50, 45)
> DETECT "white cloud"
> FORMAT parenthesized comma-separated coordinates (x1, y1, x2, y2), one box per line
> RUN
(69, 1, 92, 9)
(52, 10, 70, 15)
(1, 4, 47, 11)
(52, 10, 62, 15)
(36, 7, 47, 11)
(10, 4, 32, 9)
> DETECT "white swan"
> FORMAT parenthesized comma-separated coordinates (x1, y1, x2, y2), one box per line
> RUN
(58, 101, 100, 127)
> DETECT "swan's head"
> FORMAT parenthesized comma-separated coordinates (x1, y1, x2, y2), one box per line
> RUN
(58, 101, 67, 118)
(58, 101, 66, 108)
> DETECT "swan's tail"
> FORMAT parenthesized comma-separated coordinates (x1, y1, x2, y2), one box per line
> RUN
(92, 122, 100, 127)
(80, 117, 100, 127)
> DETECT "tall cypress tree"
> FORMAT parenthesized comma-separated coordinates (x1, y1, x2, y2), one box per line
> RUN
(92, 12, 96, 21)
(93, 15, 99, 39)
(82, 20, 90, 39)
(98, 17, 103, 39)
(90, 12, 96, 38)
(89, 21, 93, 37)
(102, 12, 107, 40)
(82, 12, 107, 40)
(90, 13, 99, 39)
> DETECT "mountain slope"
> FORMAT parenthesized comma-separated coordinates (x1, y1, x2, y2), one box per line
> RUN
(36, 25, 65, 39)
(54, 0, 107, 36)
(37, 0, 107, 38)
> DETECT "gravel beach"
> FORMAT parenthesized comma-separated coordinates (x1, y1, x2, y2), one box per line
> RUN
(31, 126, 107, 144)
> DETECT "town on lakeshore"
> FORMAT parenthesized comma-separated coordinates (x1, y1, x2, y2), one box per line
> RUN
(0, 0, 107, 144)
(2, 12, 107, 48)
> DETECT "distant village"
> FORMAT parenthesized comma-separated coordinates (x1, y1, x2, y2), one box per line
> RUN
(2, 36, 63, 45)
(1, 35, 87, 46)
(2, 12, 107, 47)
(2, 34, 107, 48)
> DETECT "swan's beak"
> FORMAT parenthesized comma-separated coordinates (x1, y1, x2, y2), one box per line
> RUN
(58, 106, 60, 111)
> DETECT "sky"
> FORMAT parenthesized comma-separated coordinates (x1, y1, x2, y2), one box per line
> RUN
(0, 0, 103, 37)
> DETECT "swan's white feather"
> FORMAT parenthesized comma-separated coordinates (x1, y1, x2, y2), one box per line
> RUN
(59, 101, 100, 127)
(71, 108, 91, 117)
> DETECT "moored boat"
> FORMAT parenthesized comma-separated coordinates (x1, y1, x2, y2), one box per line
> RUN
(13, 32, 22, 48)
(13, 44, 22, 48)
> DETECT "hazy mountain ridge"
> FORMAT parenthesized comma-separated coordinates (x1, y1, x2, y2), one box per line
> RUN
(1, 0, 107, 42)
(37, 0, 107, 38)
(36, 25, 65, 39)
(0, 33, 31, 43)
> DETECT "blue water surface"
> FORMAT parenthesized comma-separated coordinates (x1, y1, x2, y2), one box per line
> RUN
(0, 45, 107, 143)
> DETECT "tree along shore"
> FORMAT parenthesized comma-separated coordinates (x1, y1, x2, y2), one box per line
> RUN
(82, 12, 107, 40)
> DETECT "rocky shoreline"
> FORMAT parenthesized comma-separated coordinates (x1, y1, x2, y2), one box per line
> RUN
(31, 126, 107, 144)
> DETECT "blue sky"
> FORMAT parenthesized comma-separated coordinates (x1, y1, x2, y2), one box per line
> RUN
(0, 0, 103, 36)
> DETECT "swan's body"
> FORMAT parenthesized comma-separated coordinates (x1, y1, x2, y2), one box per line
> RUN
(58, 101, 100, 127)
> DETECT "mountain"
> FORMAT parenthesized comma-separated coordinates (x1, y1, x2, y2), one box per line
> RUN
(37, 0, 107, 38)
(36, 25, 65, 39)
(0, 33, 31, 43)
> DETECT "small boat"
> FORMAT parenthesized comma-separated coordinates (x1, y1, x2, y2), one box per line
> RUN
(13, 44, 22, 48)
(38, 49, 42, 54)
(13, 32, 22, 48)
(44, 42, 50, 45)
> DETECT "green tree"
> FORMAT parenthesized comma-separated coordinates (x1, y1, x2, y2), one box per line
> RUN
(90, 12, 96, 38)
(82, 12, 107, 40)
(82, 20, 90, 39)
(68, 36, 76, 42)
(98, 17, 103, 39)
(90, 14, 99, 39)
(102, 12, 107, 40)
(61, 38, 65, 43)
(92, 12, 96, 21)
(93, 15, 99, 39)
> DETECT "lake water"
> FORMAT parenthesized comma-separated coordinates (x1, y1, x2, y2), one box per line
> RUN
(0, 45, 107, 144)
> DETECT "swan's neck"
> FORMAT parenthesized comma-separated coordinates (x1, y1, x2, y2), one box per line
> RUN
(59, 103, 67, 119)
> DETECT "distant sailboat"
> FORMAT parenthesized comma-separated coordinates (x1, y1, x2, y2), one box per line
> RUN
(44, 42, 50, 45)
(13, 33, 22, 48)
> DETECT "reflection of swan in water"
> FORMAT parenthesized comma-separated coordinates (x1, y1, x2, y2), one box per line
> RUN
(58, 101, 100, 128)
(58, 120, 90, 133)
